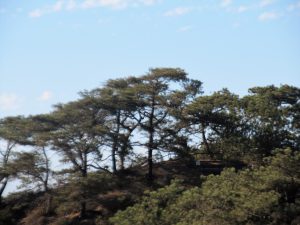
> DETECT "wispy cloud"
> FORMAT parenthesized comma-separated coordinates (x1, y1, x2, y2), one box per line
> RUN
(29, 0, 160, 18)
(219, 2, 255, 15)
(38, 91, 53, 101)
(29, 0, 64, 18)
(232, 22, 240, 28)
(0, 93, 21, 111)
(141, 0, 158, 6)
(220, 0, 232, 8)
(29, 9, 44, 18)
(177, 25, 192, 32)
(236, 5, 248, 13)
(217, 0, 286, 21)
(258, 11, 280, 21)
(164, 7, 191, 17)
(66, 0, 77, 10)
(259, 0, 275, 8)
(287, 1, 300, 11)
(81, 0, 128, 10)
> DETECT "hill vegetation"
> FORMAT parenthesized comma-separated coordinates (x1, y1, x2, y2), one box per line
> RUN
(0, 68, 299, 225)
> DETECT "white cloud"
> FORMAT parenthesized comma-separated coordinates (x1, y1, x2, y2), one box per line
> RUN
(236, 5, 248, 13)
(287, 1, 300, 11)
(66, 0, 77, 10)
(29, 0, 159, 17)
(164, 7, 191, 17)
(0, 93, 20, 111)
(38, 91, 53, 101)
(97, 17, 111, 25)
(259, 0, 274, 8)
(140, 0, 158, 6)
(81, 0, 128, 9)
(220, 0, 232, 8)
(177, 25, 192, 32)
(258, 11, 279, 21)
(232, 22, 240, 28)
(219, 2, 253, 14)
(80, 0, 160, 9)
(29, 1, 64, 18)
(53, 0, 64, 11)
(29, 9, 43, 18)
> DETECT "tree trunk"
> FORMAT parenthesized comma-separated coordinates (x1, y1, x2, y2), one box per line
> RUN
(0, 140, 14, 204)
(112, 146, 117, 173)
(147, 97, 155, 182)
(112, 111, 121, 173)
(42, 147, 49, 192)
(79, 180, 87, 219)
(147, 133, 153, 182)
(44, 193, 52, 215)
(0, 178, 8, 205)
(201, 122, 212, 157)
(79, 155, 88, 219)
(119, 149, 125, 171)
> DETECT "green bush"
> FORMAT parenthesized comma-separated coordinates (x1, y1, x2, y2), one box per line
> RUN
(110, 149, 300, 225)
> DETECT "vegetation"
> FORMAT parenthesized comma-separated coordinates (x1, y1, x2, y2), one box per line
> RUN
(111, 149, 300, 225)
(0, 68, 299, 224)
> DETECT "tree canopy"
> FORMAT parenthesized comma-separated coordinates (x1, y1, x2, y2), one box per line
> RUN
(0, 68, 299, 225)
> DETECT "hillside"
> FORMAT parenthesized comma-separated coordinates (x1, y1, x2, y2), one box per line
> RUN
(1, 150, 299, 225)
(0, 158, 234, 225)
(0, 71, 299, 225)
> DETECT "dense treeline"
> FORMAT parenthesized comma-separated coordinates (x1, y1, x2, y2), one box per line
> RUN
(111, 149, 300, 225)
(0, 68, 299, 225)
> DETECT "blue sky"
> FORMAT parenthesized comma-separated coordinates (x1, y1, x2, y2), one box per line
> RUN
(1, 0, 300, 118)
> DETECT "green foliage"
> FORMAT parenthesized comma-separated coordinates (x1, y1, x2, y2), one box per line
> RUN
(0, 116, 33, 144)
(0, 69, 299, 224)
(135, 68, 202, 179)
(241, 85, 300, 156)
(9, 150, 50, 191)
(183, 85, 300, 162)
(183, 89, 242, 159)
(0, 191, 40, 225)
(110, 180, 185, 225)
(82, 76, 143, 173)
(54, 172, 118, 216)
(111, 149, 300, 225)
